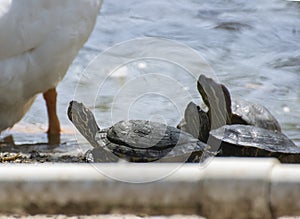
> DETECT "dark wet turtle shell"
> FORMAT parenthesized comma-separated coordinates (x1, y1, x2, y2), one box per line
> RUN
(210, 125, 300, 163)
(231, 99, 281, 132)
(68, 101, 209, 163)
(94, 120, 209, 162)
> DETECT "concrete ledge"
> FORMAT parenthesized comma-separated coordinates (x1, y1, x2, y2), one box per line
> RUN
(200, 158, 278, 219)
(271, 165, 300, 217)
(0, 158, 299, 218)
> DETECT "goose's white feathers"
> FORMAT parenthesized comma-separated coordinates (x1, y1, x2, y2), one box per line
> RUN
(0, 0, 102, 131)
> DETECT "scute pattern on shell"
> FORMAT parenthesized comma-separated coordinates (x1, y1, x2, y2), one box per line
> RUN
(232, 99, 281, 132)
(97, 120, 209, 162)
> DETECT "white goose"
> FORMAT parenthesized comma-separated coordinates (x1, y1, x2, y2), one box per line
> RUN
(0, 0, 103, 142)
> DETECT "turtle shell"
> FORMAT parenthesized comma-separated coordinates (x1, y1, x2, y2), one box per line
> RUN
(231, 99, 281, 132)
(95, 120, 210, 162)
(210, 124, 300, 163)
(107, 120, 207, 149)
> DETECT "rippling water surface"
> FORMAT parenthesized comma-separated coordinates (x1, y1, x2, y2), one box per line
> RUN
(7, 0, 300, 148)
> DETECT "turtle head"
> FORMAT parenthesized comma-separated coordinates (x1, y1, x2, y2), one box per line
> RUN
(197, 75, 232, 129)
(68, 101, 100, 146)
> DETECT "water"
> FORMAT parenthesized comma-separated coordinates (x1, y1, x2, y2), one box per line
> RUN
(4, 0, 300, 148)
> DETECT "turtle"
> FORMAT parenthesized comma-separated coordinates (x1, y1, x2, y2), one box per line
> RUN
(67, 101, 211, 163)
(181, 74, 299, 163)
(197, 74, 281, 132)
(210, 125, 300, 163)
(180, 75, 281, 133)
(231, 99, 281, 132)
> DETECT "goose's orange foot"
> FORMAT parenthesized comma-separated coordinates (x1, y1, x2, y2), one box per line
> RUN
(43, 88, 61, 145)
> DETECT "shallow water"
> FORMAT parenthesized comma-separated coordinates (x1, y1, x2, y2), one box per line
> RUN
(3, 0, 300, 151)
